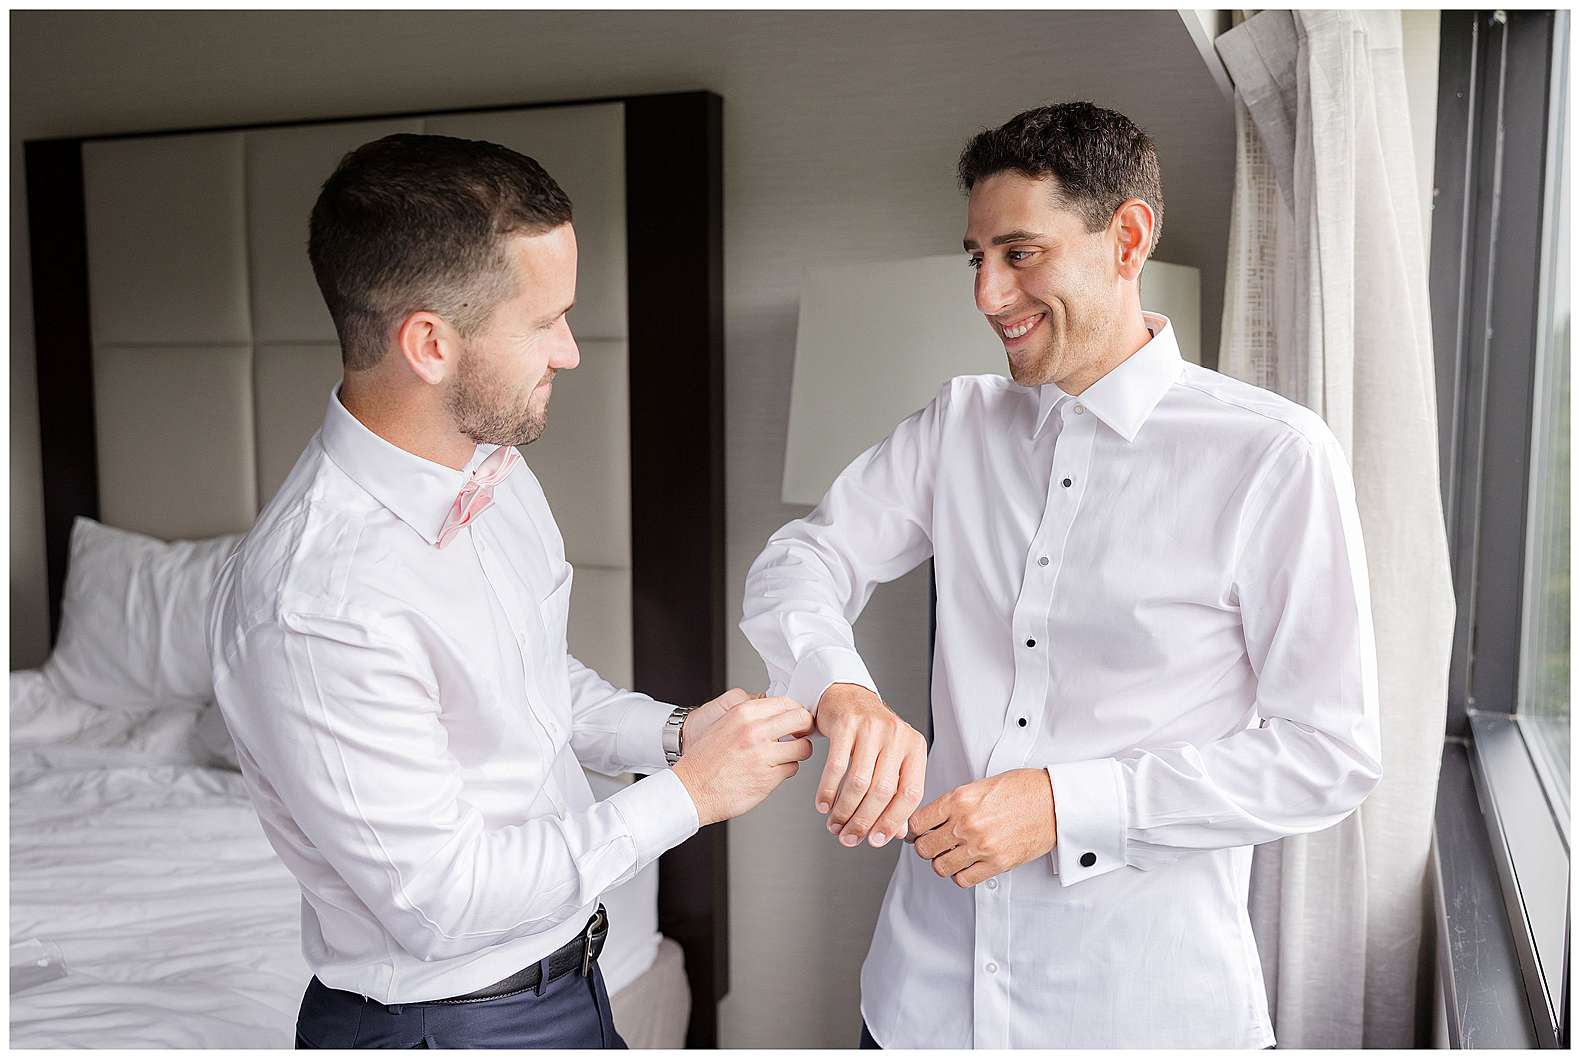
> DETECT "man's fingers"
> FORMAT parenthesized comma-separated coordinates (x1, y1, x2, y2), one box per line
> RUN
(908, 791, 950, 839)
(768, 737, 815, 766)
(871, 741, 927, 848)
(816, 732, 854, 815)
(783, 704, 815, 738)
(931, 845, 977, 880)
(952, 861, 998, 889)
(719, 687, 753, 709)
(839, 742, 904, 846)
(763, 705, 814, 740)
(828, 736, 880, 834)
(913, 825, 958, 861)
(738, 694, 799, 720)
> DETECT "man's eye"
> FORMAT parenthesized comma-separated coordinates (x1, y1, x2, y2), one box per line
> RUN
(1007, 250, 1034, 263)
(966, 257, 983, 270)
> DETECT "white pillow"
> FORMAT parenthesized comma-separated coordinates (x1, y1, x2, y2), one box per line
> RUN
(41, 517, 241, 713)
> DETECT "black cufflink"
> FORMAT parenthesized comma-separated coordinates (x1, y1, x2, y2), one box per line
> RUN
(1080, 852, 1097, 868)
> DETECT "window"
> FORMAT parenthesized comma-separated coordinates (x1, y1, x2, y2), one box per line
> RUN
(1517, 43, 1570, 814)
(1431, 9, 1570, 1050)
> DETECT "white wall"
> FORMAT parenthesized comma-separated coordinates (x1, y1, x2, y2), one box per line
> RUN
(9, 10, 1234, 1046)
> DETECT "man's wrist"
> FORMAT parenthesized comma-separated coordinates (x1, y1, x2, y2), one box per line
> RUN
(818, 682, 884, 719)
(671, 757, 718, 827)
(785, 647, 878, 719)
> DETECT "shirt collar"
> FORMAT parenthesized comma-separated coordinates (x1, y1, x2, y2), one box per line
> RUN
(1031, 312, 1184, 442)
(318, 387, 499, 546)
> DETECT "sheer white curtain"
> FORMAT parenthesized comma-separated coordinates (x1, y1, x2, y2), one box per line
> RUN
(1215, 10, 1455, 1048)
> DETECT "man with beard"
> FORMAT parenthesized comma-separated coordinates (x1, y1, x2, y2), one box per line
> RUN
(208, 134, 813, 1048)
(740, 102, 1381, 1048)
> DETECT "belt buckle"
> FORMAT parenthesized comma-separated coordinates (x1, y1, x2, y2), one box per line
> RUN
(579, 906, 604, 977)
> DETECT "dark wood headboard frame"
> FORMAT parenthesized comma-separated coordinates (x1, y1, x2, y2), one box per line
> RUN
(24, 89, 728, 1047)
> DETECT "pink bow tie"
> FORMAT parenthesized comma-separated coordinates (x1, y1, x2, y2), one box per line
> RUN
(436, 446, 523, 549)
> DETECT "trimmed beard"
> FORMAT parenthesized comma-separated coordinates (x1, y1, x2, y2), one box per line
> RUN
(445, 347, 553, 448)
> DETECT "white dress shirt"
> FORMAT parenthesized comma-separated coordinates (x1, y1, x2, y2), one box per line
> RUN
(741, 314, 1381, 1049)
(207, 390, 698, 1004)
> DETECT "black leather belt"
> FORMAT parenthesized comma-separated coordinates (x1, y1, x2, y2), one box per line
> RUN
(428, 905, 609, 1005)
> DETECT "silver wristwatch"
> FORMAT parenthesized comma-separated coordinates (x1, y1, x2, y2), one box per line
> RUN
(663, 705, 695, 765)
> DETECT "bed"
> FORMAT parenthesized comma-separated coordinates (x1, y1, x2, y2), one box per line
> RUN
(16, 92, 726, 1047)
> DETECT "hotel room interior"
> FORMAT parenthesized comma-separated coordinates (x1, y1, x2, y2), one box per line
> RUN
(8, 8, 1569, 1050)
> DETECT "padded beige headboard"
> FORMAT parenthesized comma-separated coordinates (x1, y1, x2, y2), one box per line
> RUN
(78, 103, 634, 688)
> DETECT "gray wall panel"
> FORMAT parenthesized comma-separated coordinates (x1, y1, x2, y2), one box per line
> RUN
(524, 339, 630, 569)
(83, 133, 251, 346)
(253, 342, 343, 504)
(93, 343, 257, 538)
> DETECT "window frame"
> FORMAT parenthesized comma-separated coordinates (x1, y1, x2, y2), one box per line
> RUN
(1430, 8, 1570, 1049)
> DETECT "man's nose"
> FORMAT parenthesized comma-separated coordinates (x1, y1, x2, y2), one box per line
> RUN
(974, 260, 1017, 316)
(550, 324, 580, 371)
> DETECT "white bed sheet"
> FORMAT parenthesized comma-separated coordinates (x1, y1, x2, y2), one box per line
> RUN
(10, 680, 307, 1046)
(9, 670, 675, 1048)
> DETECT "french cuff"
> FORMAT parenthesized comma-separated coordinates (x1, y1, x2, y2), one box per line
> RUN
(606, 768, 700, 867)
(615, 696, 680, 773)
(784, 646, 878, 717)
(1046, 758, 1128, 885)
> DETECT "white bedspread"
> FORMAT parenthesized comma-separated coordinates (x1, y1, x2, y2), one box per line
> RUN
(10, 671, 309, 1047)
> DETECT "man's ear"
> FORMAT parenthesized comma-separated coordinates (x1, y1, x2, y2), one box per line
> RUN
(394, 311, 460, 386)
(1111, 199, 1155, 282)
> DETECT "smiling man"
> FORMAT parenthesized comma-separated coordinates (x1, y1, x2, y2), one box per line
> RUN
(741, 102, 1382, 1048)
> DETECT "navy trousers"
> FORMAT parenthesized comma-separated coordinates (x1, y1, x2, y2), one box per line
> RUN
(294, 963, 627, 1049)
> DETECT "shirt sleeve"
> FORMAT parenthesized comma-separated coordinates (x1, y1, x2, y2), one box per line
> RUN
(565, 655, 675, 775)
(215, 609, 698, 963)
(739, 383, 949, 714)
(1046, 430, 1383, 886)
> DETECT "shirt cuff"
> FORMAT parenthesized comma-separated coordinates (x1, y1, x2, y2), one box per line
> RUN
(615, 696, 678, 773)
(1046, 758, 1128, 885)
(783, 646, 879, 717)
(605, 768, 700, 866)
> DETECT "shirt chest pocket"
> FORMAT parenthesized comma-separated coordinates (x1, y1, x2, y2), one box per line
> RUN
(532, 564, 575, 719)
(538, 563, 573, 654)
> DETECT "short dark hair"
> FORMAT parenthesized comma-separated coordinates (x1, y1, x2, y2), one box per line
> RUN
(308, 133, 573, 371)
(957, 101, 1164, 255)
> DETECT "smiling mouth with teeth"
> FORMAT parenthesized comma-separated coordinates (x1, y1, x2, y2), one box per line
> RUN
(1000, 312, 1045, 340)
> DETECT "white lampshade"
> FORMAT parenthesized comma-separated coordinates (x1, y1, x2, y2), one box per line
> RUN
(781, 254, 1201, 505)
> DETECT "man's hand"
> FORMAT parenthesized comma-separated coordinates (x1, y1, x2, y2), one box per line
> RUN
(682, 687, 756, 746)
(672, 696, 814, 827)
(814, 683, 927, 849)
(907, 768, 1056, 888)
